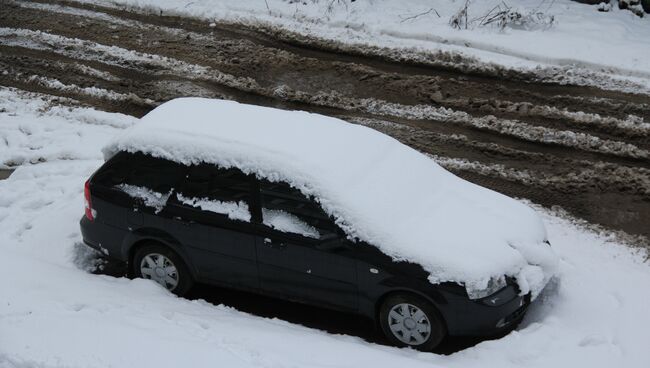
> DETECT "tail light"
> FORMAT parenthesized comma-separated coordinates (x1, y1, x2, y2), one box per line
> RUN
(84, 179, 95, 221)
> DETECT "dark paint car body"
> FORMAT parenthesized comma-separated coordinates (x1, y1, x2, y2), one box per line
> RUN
(80, 151, 530, 343)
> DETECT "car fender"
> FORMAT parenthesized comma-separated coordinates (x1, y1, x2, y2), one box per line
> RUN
(358, 271, 454, 323)
(121, 228, 199, 278)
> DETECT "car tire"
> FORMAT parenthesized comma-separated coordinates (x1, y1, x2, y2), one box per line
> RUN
(379, 293, 446, 351)
(132, 243, 194, 296)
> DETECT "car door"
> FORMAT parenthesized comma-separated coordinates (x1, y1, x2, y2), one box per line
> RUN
(254, 179, 358, 311)
(164, 164, 259, 291)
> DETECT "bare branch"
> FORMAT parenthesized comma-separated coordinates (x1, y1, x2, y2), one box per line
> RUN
(399, 8, 440, 23)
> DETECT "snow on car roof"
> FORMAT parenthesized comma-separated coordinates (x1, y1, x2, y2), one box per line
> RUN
(104, 98, 558, 296)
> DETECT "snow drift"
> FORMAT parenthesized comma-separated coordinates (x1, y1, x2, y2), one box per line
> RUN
(103, 98, 558, 297)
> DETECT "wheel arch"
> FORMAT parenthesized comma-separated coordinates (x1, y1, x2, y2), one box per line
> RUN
(122, 229, 198, 279)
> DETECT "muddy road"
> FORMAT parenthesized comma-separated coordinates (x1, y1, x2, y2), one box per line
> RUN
(1, 0, 649, 244)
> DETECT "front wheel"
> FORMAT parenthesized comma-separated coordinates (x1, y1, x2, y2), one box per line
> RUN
(132, 243, 194, 296)
(379, 293, 446, 351)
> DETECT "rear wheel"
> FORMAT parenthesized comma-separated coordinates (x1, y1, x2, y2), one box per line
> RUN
(132, 243, 193, 296)
(379, 293, 446, 351)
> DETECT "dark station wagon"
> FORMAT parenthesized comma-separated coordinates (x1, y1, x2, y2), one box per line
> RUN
(81, 150, 532, 351)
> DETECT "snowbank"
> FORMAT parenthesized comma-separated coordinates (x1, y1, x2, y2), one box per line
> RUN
(1, 87, 650, 367)
(73, 0, 650, 92)
(104, 97, 558, 296)
(0, 88, 136, 168)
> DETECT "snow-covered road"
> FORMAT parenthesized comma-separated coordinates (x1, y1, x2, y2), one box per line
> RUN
(1, 87, 649, 368)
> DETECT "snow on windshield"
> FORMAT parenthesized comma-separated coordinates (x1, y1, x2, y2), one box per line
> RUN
(176, 193, 251, 222)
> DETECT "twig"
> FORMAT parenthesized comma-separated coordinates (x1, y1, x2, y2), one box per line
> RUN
(461, 0, 472, 29)
(474, 4, 501, 26)
(545, 0, 556, 12)
(399, 8, 440, 23)
(326, 0, 348, 14)
(449, 0, 471, 30)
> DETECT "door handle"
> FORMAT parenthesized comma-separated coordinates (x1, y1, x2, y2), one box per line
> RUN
(173, 216, 194, 226)
(264, 238, 286, 250)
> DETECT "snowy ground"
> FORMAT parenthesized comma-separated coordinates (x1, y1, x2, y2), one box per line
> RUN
(71, 0, 650, 93)
(1, 87, 649, 367)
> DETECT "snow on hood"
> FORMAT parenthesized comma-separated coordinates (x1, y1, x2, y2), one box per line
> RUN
(103, 98, 559, 298)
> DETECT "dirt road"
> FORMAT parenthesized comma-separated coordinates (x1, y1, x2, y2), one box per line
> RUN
(1, 0, 649, 244)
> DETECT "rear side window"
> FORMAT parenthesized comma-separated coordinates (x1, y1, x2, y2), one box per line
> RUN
(94, 152, 185, 191)
(173, 164, 253, 222)
(93, 152, 186, 211)
(260, 180, 338, 239)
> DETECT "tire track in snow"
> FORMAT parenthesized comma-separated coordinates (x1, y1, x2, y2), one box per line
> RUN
(435, 96, 650, 139)
(2, 33, 644, 178)
(2, 27, 646, 162)
(431, 155, 650, 198)
(0, 28, 263, 97)
(20, 73, 154, 105)
(278, 88, 650, 161)
(351, 117, 650, 197)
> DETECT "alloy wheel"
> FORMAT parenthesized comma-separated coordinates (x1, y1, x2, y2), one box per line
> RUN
(387, 303, 432, 345)
(139, 253, 179, 291)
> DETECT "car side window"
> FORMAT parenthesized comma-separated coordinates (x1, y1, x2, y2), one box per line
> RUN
(259, 180, 339, 240)
(173, 164, 253, 222)
(93, 152, 186, 212)
(94, 152, 184, 190)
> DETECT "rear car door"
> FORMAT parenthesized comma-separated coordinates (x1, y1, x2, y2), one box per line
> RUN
(164, 164, 259, 291)
(254, 180, 358, 311)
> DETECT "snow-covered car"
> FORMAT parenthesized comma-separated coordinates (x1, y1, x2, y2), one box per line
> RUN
(80, 98, 558, 351)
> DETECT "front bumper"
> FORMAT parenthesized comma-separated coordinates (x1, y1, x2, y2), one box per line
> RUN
(443, 285, 531, 337)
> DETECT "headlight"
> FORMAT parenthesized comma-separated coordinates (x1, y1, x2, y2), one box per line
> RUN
(465, 276, 507, 300)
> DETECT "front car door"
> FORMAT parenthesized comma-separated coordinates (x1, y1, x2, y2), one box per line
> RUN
(254, 179, 358, 311)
